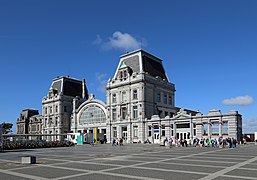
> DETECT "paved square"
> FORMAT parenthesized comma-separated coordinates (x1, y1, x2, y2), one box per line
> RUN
(0, 144, 257, 179)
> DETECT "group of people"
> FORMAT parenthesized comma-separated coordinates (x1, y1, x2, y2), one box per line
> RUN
(192, 137, 238, 148)
(112, 137, 124, 146)
(162, 137, 238, 149)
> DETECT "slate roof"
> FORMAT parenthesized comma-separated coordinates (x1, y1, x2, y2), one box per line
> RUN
(49, 76, 88, 98)
(117, 50, 169, 81)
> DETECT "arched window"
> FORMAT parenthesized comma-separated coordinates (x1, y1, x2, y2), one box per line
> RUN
(79, 105, 106, 124)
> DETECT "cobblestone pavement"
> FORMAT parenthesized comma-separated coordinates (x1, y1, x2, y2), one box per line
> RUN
(0, 144, 257, 180)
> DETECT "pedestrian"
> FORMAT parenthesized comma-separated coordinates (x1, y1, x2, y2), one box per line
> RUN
(169, 138, 173, 149)
(112, 138, 116, 146)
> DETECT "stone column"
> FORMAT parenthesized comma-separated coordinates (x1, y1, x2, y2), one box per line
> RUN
(208, 120, 212, 139)
(174, 122, 177, 140)
(190, 118, 193, 140)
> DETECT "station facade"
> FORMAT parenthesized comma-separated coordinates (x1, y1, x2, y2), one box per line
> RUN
(70, 50, 242, 143)
(18, 50, 242, 143)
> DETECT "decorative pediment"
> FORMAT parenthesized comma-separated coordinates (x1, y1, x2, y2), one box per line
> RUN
(173, 109, 192, 120)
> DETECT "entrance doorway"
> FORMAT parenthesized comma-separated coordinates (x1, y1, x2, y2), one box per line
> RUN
(177, 132, 191, 140)
(122, 127, 128, 143)
(154, 130, 160, 143)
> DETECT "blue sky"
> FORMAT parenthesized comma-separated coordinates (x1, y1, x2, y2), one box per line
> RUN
(0, 0, 256, 133)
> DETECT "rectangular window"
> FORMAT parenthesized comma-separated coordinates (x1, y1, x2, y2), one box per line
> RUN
(193, 123, 196, 136)
(168, 95, 172, 105)
(64, 106, 67, 112)
(45, 107, 47, 115)
(148, 126, 151, 136)
(212, 122, 219, 135)
(50, 106, 53, 114)
(133, 90, 138, 100)
(122, 92, 127, 102)
(133, 106, 138, 119)
(157, 92, 161, 102)
(112, 94, 116, 103)
(55, 105, 58, 113)
(161, 125, 165, 136)
(203, 123, 208, 135)
(133, 126, 138, 138)
(121, 107, 127, 120)
(223, 121, 228, 135)
(113, 127, 117, 137)
(112, 109, 117, 121)
(176, 123, 190, 129)
(170, 123, 174, 136)
(164, 94, 167, 104)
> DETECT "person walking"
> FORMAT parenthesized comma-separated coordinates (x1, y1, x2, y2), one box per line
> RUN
(169, 138, 173, 149)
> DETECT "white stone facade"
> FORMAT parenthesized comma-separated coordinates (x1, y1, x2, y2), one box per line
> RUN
(42, 76, 88, 141)
(43, 50, 243, 143)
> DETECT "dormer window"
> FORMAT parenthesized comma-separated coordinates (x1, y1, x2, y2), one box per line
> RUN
(120, 71, 123, 79)
(124, 70, 127, 79)
(118, 62, 132, 81)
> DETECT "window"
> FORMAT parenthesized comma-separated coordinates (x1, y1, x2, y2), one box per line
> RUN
(112, 94, 117, 103)
(124, 70, 127, 79)
(133, 90, 138, 100)
(133, 126, 138, 138)
(157, 92, 161, 102)
(212, 121, 219, 135)
(165, 111, 168, 117)
(45, 107, 47, 115)
(112, 108, 117, 121)
(168, 95, 172, 105)
(176, 123, 190, 129)
(193, 123, 196, 136)
(64, 106, 67, 112)
(113, 127, 117, 138)
(223, 121, 228, 135)
(121, 107, 127, 120)
(79, 105, 106, 124)
(120, 71, 123, 79)
(50, 106, 53, 114)
(171, 124, 174, 136)
(203, 123, 208, 135)
(161, 125, 165, 136)
(148, 126, 152, 136)
(164, 94, 167, 104)
(133, 106, 138, 119)
(122, 91, 127, 102)
(55, 105, 58, 113)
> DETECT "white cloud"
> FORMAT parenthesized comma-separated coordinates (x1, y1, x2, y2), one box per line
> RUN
(243, 118, 257, 133)
(92, 34, 102, 45)
(93, 31, 146, 51)
(222, 95, 254, 106)
(96, 73, 107, 93)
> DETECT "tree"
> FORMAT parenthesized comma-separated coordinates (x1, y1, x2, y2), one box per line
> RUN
(0, 122, 13, 134)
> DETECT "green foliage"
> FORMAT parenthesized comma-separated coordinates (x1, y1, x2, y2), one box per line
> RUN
(0, 122, 13, 134)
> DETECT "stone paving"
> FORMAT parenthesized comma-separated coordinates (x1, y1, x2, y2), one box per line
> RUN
(0, 144, 257, 180)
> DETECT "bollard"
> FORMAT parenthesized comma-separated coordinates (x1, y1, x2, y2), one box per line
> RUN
(21, 156, 36, 164)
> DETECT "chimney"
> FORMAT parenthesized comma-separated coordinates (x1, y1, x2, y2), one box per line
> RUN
(82, 79, 86, 99)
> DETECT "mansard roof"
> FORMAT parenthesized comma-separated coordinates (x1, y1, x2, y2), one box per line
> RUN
(114, 49, 170, 81)
(49, 76, 88, 98)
